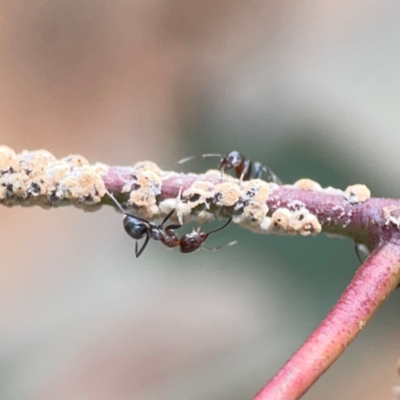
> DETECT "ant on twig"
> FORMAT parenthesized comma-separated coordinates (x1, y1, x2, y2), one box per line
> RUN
(178, 150, 282, 184)
(106, 190, 236, 257)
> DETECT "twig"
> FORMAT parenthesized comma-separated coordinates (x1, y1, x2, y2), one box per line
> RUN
(254, 241, 400, 400)
(2, 145, 400, 399)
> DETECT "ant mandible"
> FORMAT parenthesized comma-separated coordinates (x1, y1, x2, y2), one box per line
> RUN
(106, 190, 234, 257)
(178, 150, 282, 184)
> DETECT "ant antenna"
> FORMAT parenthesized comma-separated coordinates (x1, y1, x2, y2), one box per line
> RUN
(178, 153, 222, 165)
(204, 217, 233, 237)
(202, 240, 238, 251)
(106, 189, 151, 224)
(105, 189, 127, 215)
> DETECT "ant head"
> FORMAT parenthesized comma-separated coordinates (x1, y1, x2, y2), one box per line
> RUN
(179, 232, 207, 253)
(123, 215, 149, 240)
(221, 151, 244, 169)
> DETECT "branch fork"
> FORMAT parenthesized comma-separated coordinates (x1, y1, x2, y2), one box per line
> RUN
(2, 145, 400, 399)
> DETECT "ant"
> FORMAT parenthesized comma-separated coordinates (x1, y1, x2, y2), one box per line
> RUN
(106, 190, 235, 257)
(178, 150, 282, 184)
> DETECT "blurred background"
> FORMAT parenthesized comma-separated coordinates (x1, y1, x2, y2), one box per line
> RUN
(0, 1, 399, 399)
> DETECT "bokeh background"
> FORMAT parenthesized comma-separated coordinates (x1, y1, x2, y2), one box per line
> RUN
(0, 1, 400, 399)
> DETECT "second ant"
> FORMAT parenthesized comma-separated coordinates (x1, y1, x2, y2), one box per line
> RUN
(179, 150, 282, 184)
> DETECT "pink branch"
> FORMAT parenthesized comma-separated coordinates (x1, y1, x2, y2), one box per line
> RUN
(254, 240, 400, 400)
(2, 148, 400, 398)
(105, 166, 400, 247)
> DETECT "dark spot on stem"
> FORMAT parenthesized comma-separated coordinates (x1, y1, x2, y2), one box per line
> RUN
(29, 182, 41, 195)
(188, 193, 201, 202)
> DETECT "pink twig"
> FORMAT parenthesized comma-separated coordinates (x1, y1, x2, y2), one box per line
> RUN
(254, 240, 400, 400)
(2, 147, 400, 398)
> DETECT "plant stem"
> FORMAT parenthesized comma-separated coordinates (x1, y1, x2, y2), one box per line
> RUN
(254, 240, 400, 400)
(3, 146, 400, 398)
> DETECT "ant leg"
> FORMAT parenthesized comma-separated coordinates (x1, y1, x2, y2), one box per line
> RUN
(254, 163, 282, 185)
(106, 189, 153, 223)
(162, 223, 182, 248)
(253, 162, 263, 179)
(266, 168, 283, 185)
(136, 233, 150, 258)
(135, 240, 139, 257)
(354, 243, 371, 264)
(354, 243, 362, 264)
(158, 185, 185, 227)
(165, 224, 182, 233)
(239, 160, 251, 181)
(163, 189, 183, 236)
(159, 209, 176, 227)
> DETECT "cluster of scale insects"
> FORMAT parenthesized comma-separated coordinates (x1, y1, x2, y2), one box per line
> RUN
(109, 151, 281, 257)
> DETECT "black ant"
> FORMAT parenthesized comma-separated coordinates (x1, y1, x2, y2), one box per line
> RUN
(178, 150, 282, 184)
(106, 190, 235, 257)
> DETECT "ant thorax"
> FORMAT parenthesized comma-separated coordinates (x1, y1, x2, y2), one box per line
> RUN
(150, 229, 162, 241)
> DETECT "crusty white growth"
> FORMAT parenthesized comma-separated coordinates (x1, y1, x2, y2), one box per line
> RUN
(270, 208, 292, 233)
(322, 186, 346, 195)
(62, 164, 108, 204)
(292, 179, 371, 205)
(240, 179, 270, 225)
(0, 146, 20, 173)
(128, 166, 162, 219)
(158, 197, 192, 224)
(383, 205, 400, 228)
(197, 210, 215, 224)
(270, 207, 321, 236)
(182, 180, 214, 208)
(294, 179, 322, 191)
(0, 146, 366, 240)
(213, 182, 241, 207)
(345, 184, 371, 204)
(0, 146, 107, 209)
(178, 176, 271, 229)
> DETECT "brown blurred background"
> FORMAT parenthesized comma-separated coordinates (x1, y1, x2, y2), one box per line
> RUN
(0, 1, 400, 399)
